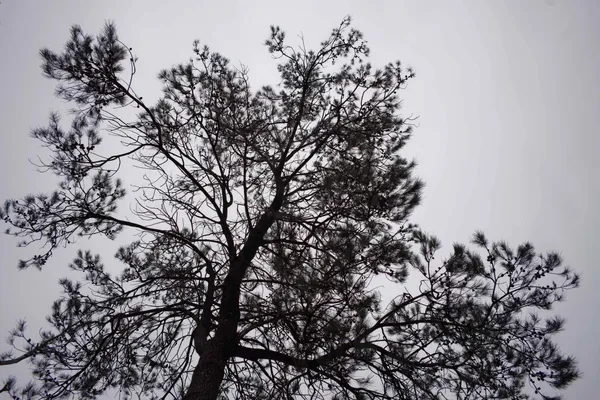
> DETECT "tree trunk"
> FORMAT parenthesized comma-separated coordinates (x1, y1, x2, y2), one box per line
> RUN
(182, 199, 285, 399)
(182, 335, 230, 400)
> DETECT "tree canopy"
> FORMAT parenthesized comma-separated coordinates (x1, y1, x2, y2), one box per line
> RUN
(0, 17, 579, 400)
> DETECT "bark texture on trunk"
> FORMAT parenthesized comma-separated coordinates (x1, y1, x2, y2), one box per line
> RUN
(182, 337, 229, 400)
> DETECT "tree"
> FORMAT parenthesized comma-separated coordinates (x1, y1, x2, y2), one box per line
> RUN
(0, 17, 579, 400)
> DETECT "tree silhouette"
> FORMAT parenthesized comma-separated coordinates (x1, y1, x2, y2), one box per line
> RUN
(0, 18, 579, 400)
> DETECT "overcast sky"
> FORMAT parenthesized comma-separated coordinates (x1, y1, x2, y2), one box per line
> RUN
(0, 0, 598, 398)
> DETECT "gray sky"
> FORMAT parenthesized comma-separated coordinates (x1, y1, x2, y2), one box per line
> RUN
(0, 0, 598, 398)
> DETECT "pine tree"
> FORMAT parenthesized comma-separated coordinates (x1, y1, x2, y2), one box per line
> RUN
(0, 18, 579, 400)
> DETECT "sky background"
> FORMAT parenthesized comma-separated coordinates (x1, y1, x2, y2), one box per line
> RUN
(0, 0, 598, 398)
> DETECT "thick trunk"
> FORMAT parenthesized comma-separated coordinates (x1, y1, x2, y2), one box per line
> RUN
(183, 196, 286, 399)
(182, 336, 230, 400)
